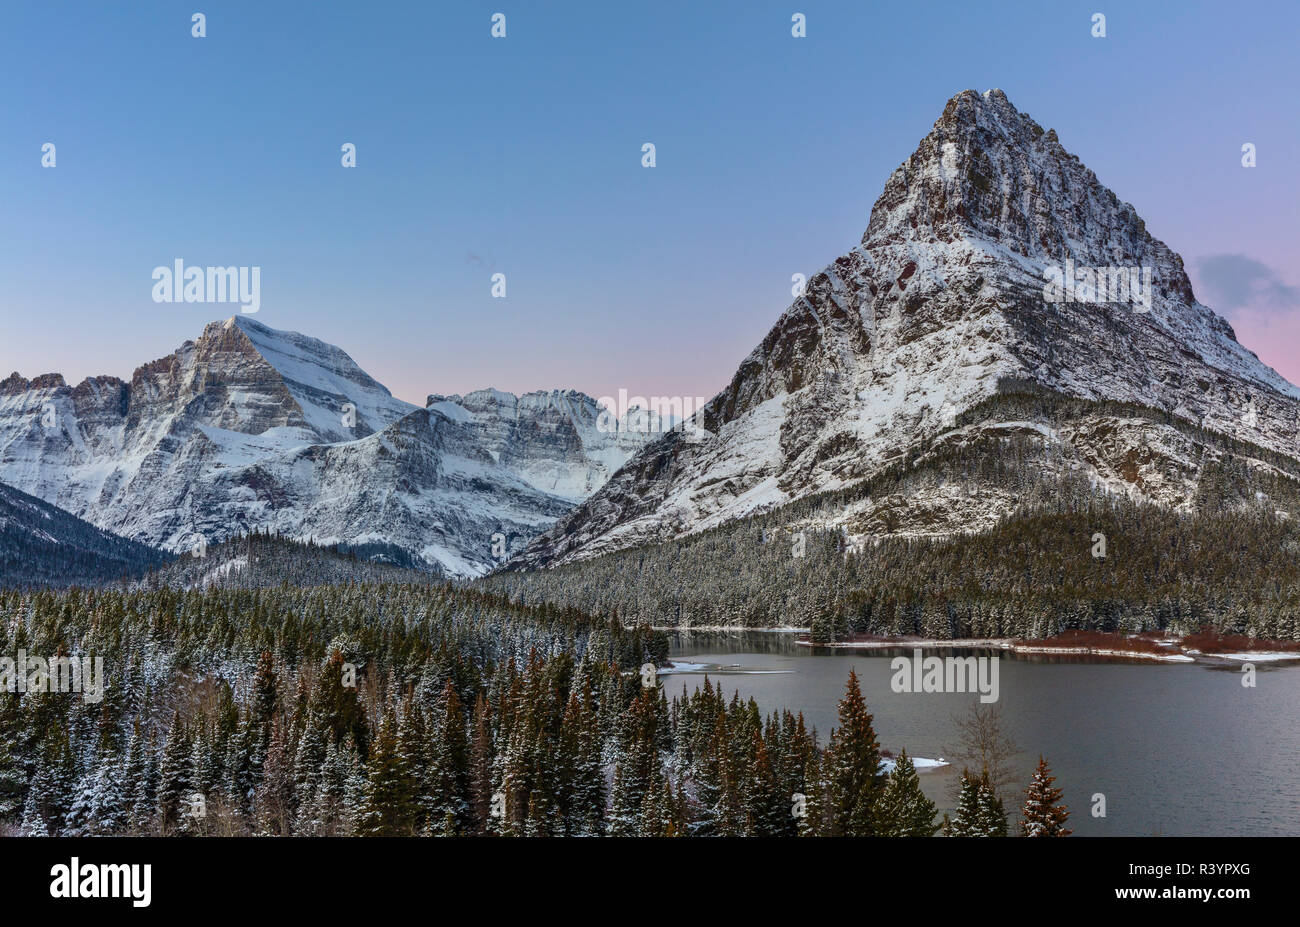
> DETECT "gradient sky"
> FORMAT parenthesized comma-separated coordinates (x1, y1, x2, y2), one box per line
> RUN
(2, 0, 1297, 406)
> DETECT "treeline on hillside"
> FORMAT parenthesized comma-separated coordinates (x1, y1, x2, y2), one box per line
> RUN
(0, 583, 1072, 837)
(483, 498, 1300, 640)
(140, 530, 437, 590)
(0, 482, 172, 589)
(485, 387, 1300, 640)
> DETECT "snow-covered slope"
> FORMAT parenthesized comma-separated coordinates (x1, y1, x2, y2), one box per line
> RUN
(235, 317, 417, 442)
(426, 388, 661, 502)
(513, 89, 1300, 568)
(0, 317, 649, 576)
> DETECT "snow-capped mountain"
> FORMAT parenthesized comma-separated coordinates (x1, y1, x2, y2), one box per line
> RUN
(426, 388, 666, 502)
(514, 89, 1300, 568)
(0, 317, 652, 576)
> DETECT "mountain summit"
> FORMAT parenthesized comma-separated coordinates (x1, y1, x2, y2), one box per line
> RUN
(513, 90, 1300, 568)
(0, 317, 653, 575)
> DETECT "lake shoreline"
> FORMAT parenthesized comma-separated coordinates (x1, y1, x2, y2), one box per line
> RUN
(796, 638, 1195, 663)
(657, 627, 1300, 665)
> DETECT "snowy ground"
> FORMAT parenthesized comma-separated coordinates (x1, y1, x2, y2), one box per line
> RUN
(1197, 651, 1300, 663)
(659, 661, 793, 676)
(793, 637, 1198, 662)
(881, 756, 949, 774)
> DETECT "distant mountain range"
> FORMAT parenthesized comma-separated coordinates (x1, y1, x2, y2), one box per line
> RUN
(0, 316, 655, 577)
(8, 89, 1300, 589)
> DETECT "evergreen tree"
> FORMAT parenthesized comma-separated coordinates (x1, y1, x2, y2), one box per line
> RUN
(689, 712, 727, 836)
(467, 694, 494, 835)
(252, 716, 296, 835)
(974, 777, 1008, 837)
(1020, 755, 1071, 836)
(608, 689, 660, 836)
(121, 723, 156, 834)
(572, 690, 606, 836)
(312, 650, 370, 757)
(796, 749, 825, 837)
(823, 669, 885, 836)
(358, 712, 419, 835)
(876, 751, 940, 837)
(156, 712, 193, 834)
(945, 769, 982, 837)
(21, 725, 76, 835)
(317, 736, 365, 836)
(425, 680, 469, 834)
(64, 752, 127, 836)
(292, 710, 327, 834)
(743, 729, 783, 836)
(0, 692, 26, 820)
(189, 717, 220, 800)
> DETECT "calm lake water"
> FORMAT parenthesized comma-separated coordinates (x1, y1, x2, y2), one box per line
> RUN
(663, 632, 1300, 836)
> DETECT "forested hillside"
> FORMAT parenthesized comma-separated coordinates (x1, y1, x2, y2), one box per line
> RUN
(140, 531, 438, 590)
(484, 392, 1300, 641)
(0, 582, 656, 834)
(486, 504, 1300, 640)
(0, 481, 171, 588)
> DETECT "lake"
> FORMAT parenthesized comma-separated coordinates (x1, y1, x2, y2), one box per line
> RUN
(662, 631, 1300, 836)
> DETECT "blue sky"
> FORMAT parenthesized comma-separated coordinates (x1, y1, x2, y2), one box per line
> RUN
(2, 0, 1297, 404)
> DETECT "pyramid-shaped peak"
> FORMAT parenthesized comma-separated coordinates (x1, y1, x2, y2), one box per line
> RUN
(861, 89, 1189, 296)
(932, 89, 1049, 138)
(942, 87, 1018, 114)
(231, 314, 284, 335)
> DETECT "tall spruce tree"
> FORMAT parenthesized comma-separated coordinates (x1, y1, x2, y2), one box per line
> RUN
(973, 777, 1008, 837)
(358, 711, 419, 835)
(823, 669, 885, 836)
(1020, 755, 1071, 836)
(467, 694, 495, 835)
(426, 680, 470, 834)
(21, 725, 76, 835)
(156, 711, 193, 834)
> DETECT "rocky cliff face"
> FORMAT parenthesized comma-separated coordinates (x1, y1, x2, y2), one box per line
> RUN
(427, 388, 661, 502)
(514, 89, 1300, 568)
(0, 317, 650, 576)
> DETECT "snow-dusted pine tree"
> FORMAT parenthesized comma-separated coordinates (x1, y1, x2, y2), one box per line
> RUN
(823, 668, 885, 836)
(1020, 755, 1071, 836)
(973, 778, 1008, 837)
(945, 770, 981, 836)
(876, 751, 940, 837)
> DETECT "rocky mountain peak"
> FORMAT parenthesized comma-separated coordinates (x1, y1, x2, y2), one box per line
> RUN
(0, 316, 655, 574)
(426, 386, 658, 502)
(510, 90, 1300, 571)
(862, 89, 1194, 305)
